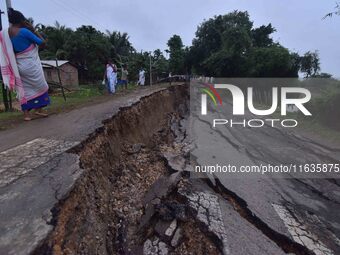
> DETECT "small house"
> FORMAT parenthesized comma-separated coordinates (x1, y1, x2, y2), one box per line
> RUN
(41, 60, 79, 88)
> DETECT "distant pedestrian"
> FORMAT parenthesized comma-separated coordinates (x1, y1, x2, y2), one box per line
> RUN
(121, 64, 129, 90)
(0, 8, 50, 121)
(169, 72, 172, 85)
(104, 59, 117, 94)
(138, 69, 145, 86)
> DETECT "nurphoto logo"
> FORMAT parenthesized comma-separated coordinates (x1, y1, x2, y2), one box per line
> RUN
(200, 83, 312, 128)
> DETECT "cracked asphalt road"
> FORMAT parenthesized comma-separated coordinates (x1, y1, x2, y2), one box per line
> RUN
(1, 83, 340, 255)
(0, 85, 173, 255)
(190, 94, 340, 254)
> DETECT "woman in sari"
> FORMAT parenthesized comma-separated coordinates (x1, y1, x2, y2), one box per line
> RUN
(104, 59, 117, 94)
(4, 8, 50, 121)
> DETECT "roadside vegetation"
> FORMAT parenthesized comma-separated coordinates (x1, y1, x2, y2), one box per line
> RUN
(0, 83, 134, 129)
(1, 10, 339, 137)
(255, 78, 340, 143)
(30, 11, 325, 81)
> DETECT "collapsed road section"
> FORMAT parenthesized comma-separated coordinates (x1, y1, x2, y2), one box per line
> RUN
(0, 84, 337, 255)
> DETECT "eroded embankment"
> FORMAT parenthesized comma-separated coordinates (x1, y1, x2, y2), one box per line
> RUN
(32, 85, 221, 255)
(30, 84, 322, 255)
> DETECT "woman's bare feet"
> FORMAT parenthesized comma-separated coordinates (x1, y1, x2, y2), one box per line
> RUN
(23, 111, 32, 121)
(34, 108, 49, 117)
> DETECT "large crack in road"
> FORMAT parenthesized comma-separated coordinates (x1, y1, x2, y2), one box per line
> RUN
(37, 84, 340, 254)
(1, 84, 339, 255)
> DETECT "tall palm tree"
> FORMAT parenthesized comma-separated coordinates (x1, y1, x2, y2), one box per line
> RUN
(106, 30, 135, 65)
(40, 21, 73, 59)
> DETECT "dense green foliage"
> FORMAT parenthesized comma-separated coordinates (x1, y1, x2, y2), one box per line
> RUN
(34, 11, 325, 82)
(167, 35, 186, 74)
(188, 11, 303, 77)
(307, 81, 340, 129)
(300, 51, 321, 78)
(37, 22, 168, 82)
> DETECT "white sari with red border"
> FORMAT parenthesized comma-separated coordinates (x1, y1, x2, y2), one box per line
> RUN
(0, 28, 48, 104)
(16, 44, 49, 102)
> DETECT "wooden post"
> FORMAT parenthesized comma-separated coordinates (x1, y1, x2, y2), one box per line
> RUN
(55, 59, 66, 101)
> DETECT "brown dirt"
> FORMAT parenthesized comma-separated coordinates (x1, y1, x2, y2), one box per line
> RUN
(172, 221, 221, 255)
(32, 84, 224, 255)
(33, 85, 189, 254)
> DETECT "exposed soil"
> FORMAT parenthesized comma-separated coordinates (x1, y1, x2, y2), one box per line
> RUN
(172, 221, 221, 255)
(31, 84, 319, 255)
(32, 84, 223, 255)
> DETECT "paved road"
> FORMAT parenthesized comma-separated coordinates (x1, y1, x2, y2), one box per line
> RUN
(1, 83, 340, 255)
(0, 85, 171, 255)
(0, 86, 169, 152)
(190, 96, 340, 255)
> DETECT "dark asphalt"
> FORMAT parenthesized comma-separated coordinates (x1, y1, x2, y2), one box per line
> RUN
(190, 95, 340, 254)
(1, 83, 340, 254)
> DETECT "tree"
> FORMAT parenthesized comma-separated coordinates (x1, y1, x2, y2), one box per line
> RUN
(152, 49, 169, 79)
(324, 2, 340, 19)
(251, 24, 276, 47)
(300, 51, 321, 78)
(248, 45, 300, 77)
(312, 73, 333, 78)
(65, 25, 111, 81)
(189, 11, 300, 77)
(167, 35, 186, 74)
(127, 51, 152, 82)
(39, 21, 73, 60)
(106, 31, 135, 66)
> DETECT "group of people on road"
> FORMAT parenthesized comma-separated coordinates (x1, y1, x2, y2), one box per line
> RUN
(103, 59, 146, 94)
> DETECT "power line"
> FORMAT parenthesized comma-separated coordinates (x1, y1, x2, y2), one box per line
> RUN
(58, 0, 105, 29)
(50, 0, 107, 31)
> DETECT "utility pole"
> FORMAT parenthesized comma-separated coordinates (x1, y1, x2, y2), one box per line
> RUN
(6, 0, 12, 9)
(0, 10, 4, 29)
(149, 52, 152, 86)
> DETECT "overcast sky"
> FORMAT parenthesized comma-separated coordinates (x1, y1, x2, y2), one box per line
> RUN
(1, 0, 339, 77)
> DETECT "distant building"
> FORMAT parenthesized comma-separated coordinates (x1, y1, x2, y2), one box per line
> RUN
(41, 60, 79, 88)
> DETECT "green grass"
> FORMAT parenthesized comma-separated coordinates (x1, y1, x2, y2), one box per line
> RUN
(0, 111, 22, 121)
(0, 84, 106, 124)
(278, 111, 340, 144)
(256, 101, 340, 145)
(47, 84, 105, 111)
(247, 96, 340, 144)
(297, 118, 340, 144)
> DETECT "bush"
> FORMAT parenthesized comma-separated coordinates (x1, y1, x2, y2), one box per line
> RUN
(308, 89, 340, 129)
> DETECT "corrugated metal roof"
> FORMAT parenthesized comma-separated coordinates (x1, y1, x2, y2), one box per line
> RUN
(41, 60, 69, 68)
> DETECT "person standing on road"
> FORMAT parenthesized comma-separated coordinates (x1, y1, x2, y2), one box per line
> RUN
(104, 59, 117, 94)
(138, 69, 146, 86)
(0, 8, 50, 121)
(121, 64, 129, 90)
